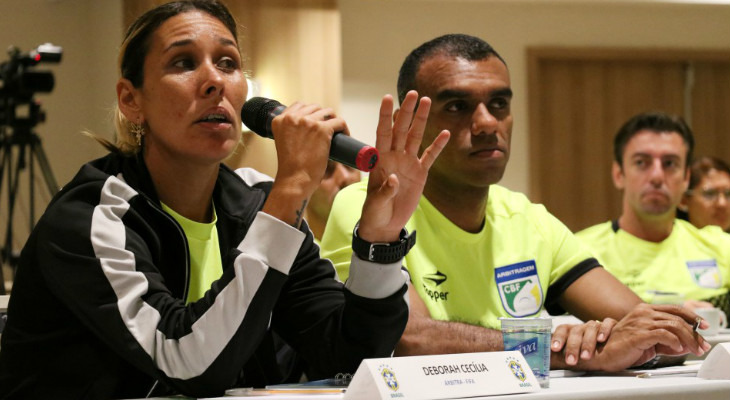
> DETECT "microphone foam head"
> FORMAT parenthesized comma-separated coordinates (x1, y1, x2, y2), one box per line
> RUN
(241, 97, 283, 137)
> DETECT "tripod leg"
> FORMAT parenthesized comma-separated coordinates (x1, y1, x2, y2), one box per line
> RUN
(31, 134, 59, 195)
(0, 133, 60, 295)
(0, 143, 25, 295)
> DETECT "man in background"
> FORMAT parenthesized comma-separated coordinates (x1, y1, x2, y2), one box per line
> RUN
(576, 112, 730, 318)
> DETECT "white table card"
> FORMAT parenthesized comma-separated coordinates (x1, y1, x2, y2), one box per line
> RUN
(343, 351, 540, 400)
(698, 342, 730, 380)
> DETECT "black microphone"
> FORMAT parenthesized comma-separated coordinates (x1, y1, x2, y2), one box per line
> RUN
(241, 97, 379, 172)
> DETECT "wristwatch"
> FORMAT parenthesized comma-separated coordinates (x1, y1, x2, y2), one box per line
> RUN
(351, 223, 416, 264)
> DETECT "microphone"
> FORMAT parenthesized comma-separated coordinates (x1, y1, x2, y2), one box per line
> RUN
(241, 97, 379, 172)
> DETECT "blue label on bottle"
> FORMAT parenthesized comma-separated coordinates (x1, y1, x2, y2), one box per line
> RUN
(509, 337, 538, 356)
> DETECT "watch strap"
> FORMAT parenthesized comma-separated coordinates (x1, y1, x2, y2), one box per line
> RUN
(352, 223, 416, 264)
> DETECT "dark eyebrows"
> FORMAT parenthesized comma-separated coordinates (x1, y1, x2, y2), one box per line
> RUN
(493, 88, 514, 99)
(434, 87, 513, 102)
(219, 37, 237, 48)
(629, 152, 682, 162)
(164, 37, 238, 53)
(435, 89, 469, 102)
(164, 39, 193, 53)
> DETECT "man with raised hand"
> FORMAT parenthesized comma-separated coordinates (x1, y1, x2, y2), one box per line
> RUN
(321, 34, 710, 371)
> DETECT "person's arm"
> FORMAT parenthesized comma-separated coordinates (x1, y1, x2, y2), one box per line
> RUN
(557, 267, 642, 321)
(395, 283, 610, 368)
(394, 284, 504, 356)
(272, 228, 409, 380)
(262, 102, 347, 228)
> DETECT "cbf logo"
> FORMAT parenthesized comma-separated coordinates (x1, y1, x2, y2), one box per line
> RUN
(378, 365, 399, 392)
(506, 356, 527, 382)
(495, 260, 543, 317)
(687, 260, 722, 288)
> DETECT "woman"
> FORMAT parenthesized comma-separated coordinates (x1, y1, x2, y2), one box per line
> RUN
(676, 156, 730, 313)
(679, 156, 730, 232)
(0, 1, 449, 398)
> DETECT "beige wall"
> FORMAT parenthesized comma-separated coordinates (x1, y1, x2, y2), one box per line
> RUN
(1, 0, 122, 186)
(340, 0, 730, 194)
(225, 0, 341, 178)
(1, 0, 121, 281)
(9, 0, 727, 205)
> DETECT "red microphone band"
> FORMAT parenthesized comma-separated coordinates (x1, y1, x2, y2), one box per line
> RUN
(356, 147, 379, 172)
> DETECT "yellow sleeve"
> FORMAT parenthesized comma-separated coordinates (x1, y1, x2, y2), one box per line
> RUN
(319, 180, 369, 281)
(530, 203, 597, 286)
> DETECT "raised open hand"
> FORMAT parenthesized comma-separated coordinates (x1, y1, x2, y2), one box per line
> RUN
(357, 91, 450, 243)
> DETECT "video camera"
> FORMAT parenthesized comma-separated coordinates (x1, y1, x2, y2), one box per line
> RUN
(0, 43, 62, 127)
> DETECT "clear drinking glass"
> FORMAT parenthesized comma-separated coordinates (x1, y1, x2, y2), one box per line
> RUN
(501, 317, 552, 388)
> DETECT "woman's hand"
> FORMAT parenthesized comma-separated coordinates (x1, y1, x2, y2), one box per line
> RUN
(357, 90, 450, 242)
(263, 102, 347, 227)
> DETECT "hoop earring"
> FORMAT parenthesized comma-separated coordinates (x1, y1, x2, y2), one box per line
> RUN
(131, 121, 145, 146)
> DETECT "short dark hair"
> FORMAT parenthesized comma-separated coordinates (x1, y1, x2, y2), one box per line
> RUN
(120, 0, 239, 88)
(396, 34, 506, 104)
(689, 156, 730, 190)
(613, 111, 695, 168)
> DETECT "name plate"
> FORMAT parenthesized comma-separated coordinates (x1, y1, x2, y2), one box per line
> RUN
(343, 351, 540, 400)
(698, 342, 730, 380)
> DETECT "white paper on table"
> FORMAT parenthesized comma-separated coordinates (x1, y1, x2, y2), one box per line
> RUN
(585, 361, 702, 378)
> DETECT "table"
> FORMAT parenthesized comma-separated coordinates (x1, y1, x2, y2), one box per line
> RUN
(135, 375, 730, 400)
(189, 370, 730, 400)
(483, 374, 730, 400)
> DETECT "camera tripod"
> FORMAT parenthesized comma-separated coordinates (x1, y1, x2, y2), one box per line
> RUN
(0, 119, 59, 295)
(0, 43, 62, 294)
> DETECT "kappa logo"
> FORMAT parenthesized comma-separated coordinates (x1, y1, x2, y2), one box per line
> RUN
(495, 260, 543, 317)
(686, 260, 722, 289)
(423, 271, 447, 286)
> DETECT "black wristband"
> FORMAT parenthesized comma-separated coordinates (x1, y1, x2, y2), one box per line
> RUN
(351, 223, 416, 264)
